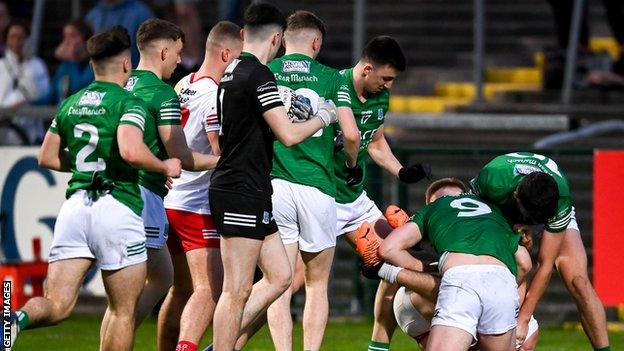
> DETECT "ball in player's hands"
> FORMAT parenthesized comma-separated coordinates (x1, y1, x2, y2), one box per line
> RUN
(277, 86, 312, 122)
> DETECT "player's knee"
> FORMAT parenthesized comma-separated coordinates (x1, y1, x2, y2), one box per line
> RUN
(570, 275, 592, 299)
(273, 270, 292, 295)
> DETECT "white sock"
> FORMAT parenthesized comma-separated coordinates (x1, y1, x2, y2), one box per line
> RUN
(378, 263, 402, 284)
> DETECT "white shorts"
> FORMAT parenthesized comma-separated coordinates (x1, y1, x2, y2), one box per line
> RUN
(336, 191, 383, 235)
(432, 265, 519, 339)
(393, 286, 431, 339)
(271, 179, 337, 253)
(49, 190, 147, 270)
(140, 185, 169, 249)
(516, 316, 539, 349)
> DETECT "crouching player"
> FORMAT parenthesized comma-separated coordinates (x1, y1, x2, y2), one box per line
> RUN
(357, 178, 521, 351)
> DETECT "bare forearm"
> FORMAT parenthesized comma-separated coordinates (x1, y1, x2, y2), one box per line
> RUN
(382, 249, 426, 272)
(396, 269, 440, 302)
(343, 139, 359, 167)
(519, 262, 553, 322)
(368, 139, 402, 177)
(191, 151, 219, 170)
(276, 117, 323, 146)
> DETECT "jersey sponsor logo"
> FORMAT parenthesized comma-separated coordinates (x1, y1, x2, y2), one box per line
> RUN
(257, 81, 277, 93)
(513, 164, 540, 176)
(274, 72, 318, 83)
(377, 108, 385, 120)
(124, 76, 139, 91)
(78, 91, 106, 106)
(282, 60, 311, 73)
(361, 110, 373, 125)
(68, 106, 106, 116)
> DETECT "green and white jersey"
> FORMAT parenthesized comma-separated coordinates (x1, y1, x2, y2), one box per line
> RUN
(410, 193, 520, 275)
(333, 67, 389, 204)
(48, 81, 149, 216)
(125, 69, 181, 198)
(469, 152, 572, 233)
(267, 53, 351, 197)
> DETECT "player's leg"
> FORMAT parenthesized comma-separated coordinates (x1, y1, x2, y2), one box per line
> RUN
(300, 247, 334, 351)
(369, 281, 400, 349)
(100, 262, 147, 351)
(517, 317, 539, 351)
(393, 287, 432, 349)
(177, 247, 223, 348)
(266, 242, 299, 351)
(427, 326, 474, 351)
(17, 258, 92, 328)
(477, 330, 516, 351)
(157, 251, 192, 351)
(554, 221, 610, 349)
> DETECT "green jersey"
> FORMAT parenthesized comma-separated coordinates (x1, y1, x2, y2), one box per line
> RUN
(49, 81, 150, 216)
(334, 68, 390, 204)
(470, 152, 573, 233)
(125, 69, 181, 198)
(268, 54, 351, 197)
(410, 193, 520, 275)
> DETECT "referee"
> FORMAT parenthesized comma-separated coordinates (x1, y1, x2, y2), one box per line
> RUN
(208, 3, 338, 350)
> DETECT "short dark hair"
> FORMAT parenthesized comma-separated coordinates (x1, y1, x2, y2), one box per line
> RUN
(207, 21, 241, 46)
(136, 18, 185, 50)
(425, 177, 468, 204)
(66, 19, 93, 41)
(244, 2, 286, 36)
(516, 172, 559, 224)
(286, 10, 326, 39)
(87, 25, 130, 62)
(362, 36, 406, 72)
(6, 19, 29, 38)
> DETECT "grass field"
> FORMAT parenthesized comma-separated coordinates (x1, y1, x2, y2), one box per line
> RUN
(11, 314, 624, 350)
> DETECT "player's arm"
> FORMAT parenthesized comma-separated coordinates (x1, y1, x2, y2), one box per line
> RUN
(517, 229, 564, 339)
(158, 124, 219, 170)
(38, 131, 71, 172)
(207, 131, 221, 156)
(263, 106, 326, 146)
(378, 222, 426, 272)
(205, 112, 221, 156)
(337, 106, 359, 167)
(367, 124, 402, 177)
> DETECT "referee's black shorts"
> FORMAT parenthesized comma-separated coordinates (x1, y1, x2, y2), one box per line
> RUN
(209, 188, 278, 240)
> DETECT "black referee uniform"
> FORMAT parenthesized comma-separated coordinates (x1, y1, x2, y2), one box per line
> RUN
(210, 51, 283, 240)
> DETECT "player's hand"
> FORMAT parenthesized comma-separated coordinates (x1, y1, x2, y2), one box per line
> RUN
(344, 162, 363, 186)
(516, 318, 529, 345)
(165, 177, 173, 189)
(385, 205, 410, 229)
(291, 95, 313, 122)
(316, 99, 338, 127)
(398, 163, 432, 184)
(163, 158, 182, 178)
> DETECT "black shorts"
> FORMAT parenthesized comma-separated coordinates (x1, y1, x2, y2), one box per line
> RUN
(209, 188, 278, 240)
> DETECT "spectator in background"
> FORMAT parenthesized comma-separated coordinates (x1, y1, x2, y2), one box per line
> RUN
(0, 1, 10, 57)
(171, 0, 203, 81)
(0, 21, 49, 144)
(85, 0, 154, 66)
(0, 21, 49, 107)
(33, 20, 94, 106)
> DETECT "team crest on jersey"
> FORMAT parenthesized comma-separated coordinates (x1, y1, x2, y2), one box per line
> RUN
(513, 164, 540, 176)
(78, 91, 106, 106)
(282, 60, 311, 73)
(124, 76, 139, 91)
(257, 81, 277, 93)
(377, 108, 385, 120)
(361, 110, 373, 125)
(262, 211, 270, 224)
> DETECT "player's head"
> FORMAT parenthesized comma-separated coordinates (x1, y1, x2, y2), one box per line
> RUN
(206, 21, 243, 66)
(283, 10, 326, 58)
(358, 36, 406, 94)
(136, 18, 185, 79)
(5, 20, 29, 56)
(425, 178, 468, 205)
(514, 172, 559, 224)
(87, 25, 131, 79)
(243, 2, 286, 61)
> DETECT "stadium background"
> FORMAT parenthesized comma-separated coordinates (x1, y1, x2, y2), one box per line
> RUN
(1, 0, 624, 349)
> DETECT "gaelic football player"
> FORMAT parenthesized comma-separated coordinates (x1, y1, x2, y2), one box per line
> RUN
(7, 26, 181, 351)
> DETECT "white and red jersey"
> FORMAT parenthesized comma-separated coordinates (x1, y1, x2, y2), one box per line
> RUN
(164, 73, 220, 214)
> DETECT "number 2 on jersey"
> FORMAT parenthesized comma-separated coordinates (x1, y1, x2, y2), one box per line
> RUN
(74, 123, 106, 172)
(450, 197, 492, 217)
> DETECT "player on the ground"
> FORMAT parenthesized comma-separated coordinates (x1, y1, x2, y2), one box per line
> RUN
(102, 19, 220, 338)
(263, 10, 360, 350)
(333, 36, 431, 351)
(157, 21, 243, 351)
(5, 26, 181, 351)
(358, 178, 521, 351)
(208, 3, 339, 350)
(470, 152, 611, 351)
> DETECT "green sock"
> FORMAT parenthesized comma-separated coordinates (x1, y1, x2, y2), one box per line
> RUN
(15, 310, 30, 331)
(368, 341, 390, 351)
(594, 347, 610, 351)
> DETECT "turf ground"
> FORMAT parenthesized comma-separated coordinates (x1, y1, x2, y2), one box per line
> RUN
(12, 314, 624, 350)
